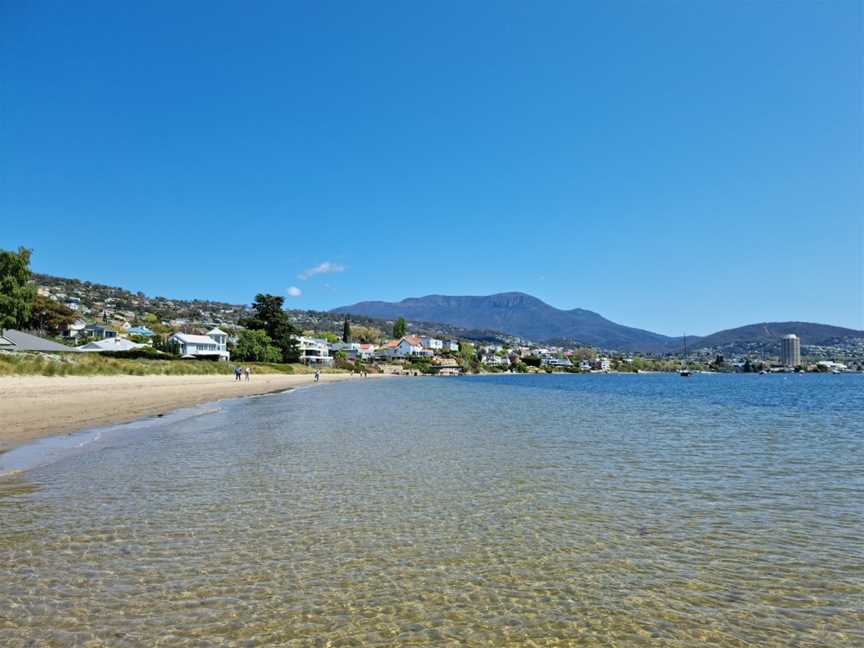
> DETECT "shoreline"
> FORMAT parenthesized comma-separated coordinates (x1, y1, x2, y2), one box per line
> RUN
(0, 372, 388, 454)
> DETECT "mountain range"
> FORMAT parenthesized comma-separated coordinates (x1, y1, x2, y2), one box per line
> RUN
(333, 292, 863, 353)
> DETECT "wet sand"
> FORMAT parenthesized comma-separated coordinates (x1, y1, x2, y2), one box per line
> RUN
(0, 372, 385, 453)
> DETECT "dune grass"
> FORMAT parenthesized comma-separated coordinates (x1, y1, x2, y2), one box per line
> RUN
(0, 352, 315, 377)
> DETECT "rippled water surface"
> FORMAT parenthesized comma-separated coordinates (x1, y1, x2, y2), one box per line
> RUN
(1, 374, 862, 646)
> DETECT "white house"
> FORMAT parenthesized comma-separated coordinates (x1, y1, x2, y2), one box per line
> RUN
(442, 340, 459, 352)
(419, 336, 443, 351)
(84, 324, 117, 339)
(297, 336, 333, 366)
(483, 354, 511, 367)
(79, 337, 145, 353)
(64, 319, 87, 339)
(168, 327, 230, 361)
(592, 357, 611, 371)
(395, 336, 431, 358)
(542, 356, 573, 368)
(377, 336, 431, 359)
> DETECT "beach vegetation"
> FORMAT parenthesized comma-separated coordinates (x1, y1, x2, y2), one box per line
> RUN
(342, 316, 351, 342)
(404, 355, 434, 374)
(332, 352, 359, 372)
(393, 317, 406, 338)
(0, 351, 309, 377)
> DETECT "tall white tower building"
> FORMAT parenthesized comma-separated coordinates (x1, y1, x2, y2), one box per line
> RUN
(780, 334, 801, 367)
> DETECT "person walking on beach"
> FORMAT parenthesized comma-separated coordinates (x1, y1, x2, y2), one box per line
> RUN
(244, 366, 251, 383)
(314, 368, 320, 383)
(234, 366, 242, 382)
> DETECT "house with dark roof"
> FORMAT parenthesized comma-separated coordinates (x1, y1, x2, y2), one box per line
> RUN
(0, 330, 76, 353)
(84, 324, 117, 340)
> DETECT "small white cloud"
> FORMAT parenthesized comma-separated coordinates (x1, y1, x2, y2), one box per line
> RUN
(299, 261, 346, 280)
(287, 286, 302, 297)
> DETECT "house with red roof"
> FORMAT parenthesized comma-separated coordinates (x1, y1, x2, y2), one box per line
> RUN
(376, 336, 432, 360)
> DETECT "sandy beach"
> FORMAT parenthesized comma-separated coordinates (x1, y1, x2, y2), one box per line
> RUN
(0, 372, 382, 453)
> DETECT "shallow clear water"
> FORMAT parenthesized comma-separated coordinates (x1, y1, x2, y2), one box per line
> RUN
(1, 374, 862, 646)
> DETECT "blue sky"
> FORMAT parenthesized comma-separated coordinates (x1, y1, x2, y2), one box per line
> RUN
(2, 1, 862, 335)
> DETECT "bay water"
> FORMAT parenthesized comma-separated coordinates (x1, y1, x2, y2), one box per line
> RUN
(1, 374, 861, 646)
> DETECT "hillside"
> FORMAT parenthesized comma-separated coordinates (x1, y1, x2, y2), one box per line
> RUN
(35, 275, 863, 354)
(333, 292, 681, 352)
(334, 293, 864, 353)
(32, 274, 513, 344)
(33, 273, 250, 326)
(687, 322, 864, 350)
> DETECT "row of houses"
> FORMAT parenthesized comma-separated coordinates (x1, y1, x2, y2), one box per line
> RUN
(71, 328, 231, 359)
(4, 319, 618, 374)
(63, 319, 158, 341)
(295, 336, 461, 367)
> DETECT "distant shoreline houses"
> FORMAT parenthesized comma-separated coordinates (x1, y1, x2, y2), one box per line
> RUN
(11, 277, 864, 372)
(27, 275, 864, 371)
(294, 335, 461, 368)
(289, 335, 465, 371)
(4, 319, 862, 373)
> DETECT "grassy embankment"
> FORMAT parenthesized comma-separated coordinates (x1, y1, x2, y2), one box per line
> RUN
(0, 352, 342, 377)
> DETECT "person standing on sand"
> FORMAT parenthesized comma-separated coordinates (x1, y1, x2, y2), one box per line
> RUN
(244, 366, 251, 382)
(314, 369, 320, 383)
(234, 366, 242, 382)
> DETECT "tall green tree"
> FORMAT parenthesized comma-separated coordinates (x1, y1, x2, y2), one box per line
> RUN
(240, 294, 300, 363)
(393, 317, 406, 338)
(0, 247, 37, 330)
(342, 316, 351, 343)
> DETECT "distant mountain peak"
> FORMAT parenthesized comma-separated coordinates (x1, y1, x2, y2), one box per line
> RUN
(333, 292, 672, 351)
(333, 292, 863, 352)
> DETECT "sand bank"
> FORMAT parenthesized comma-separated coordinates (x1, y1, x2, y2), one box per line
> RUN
(0, 372, 383, 452)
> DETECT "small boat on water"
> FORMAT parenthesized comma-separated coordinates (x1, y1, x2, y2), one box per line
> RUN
(679, 333, 692, 377)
